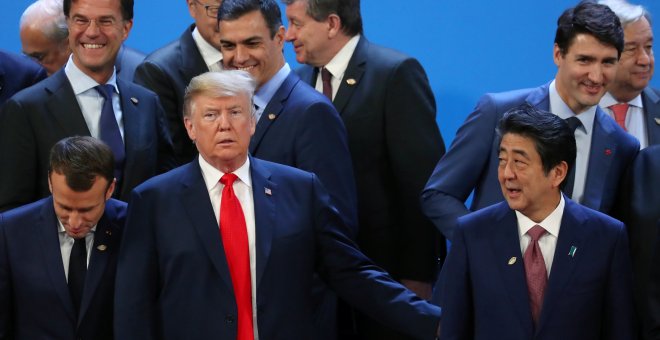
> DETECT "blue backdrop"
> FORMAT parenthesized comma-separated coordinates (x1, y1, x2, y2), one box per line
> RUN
(2, 0, 660, 143)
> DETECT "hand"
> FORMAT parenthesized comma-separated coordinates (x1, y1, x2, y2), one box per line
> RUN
(401, 279, 432, 300)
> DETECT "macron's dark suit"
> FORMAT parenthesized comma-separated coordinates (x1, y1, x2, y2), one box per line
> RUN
(0, 70, 175, 211)
(0, 197, 126, 340)
(435, 198, 636, 340)
(134, 24, 209, 165)
(115, 45, 145, 82)
(250, 71, 357, 236)
(297, 36, 445, 284)
(422, 82, 640, 241)
(114, 157, 441, 340)
(642, 87, 660, 145)
(0, 50, 46, 108)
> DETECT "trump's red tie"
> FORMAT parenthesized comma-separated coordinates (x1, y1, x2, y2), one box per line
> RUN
(524, 225, 547, 326)
(220, 173, 254, 340)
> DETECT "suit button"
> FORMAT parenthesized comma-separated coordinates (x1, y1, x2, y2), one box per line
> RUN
(225, 315, 235, 324)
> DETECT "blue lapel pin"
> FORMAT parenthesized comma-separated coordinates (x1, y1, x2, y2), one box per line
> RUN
(568, 246, 577, 257)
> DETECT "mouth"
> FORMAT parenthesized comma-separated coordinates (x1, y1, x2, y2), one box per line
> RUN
(505, 187, 522, 198)
(581, 81, 602, 95)
(230, 65, 256, 72)
(217, 138, 235, 145)
(82, 43, 105, 49)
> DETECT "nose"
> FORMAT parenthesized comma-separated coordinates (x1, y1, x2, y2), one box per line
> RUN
(69, 211, 83, 229)
(234, 45, 249, 65)
(637, 48, 652, 66)
(588, 64, 604, 84)
(284, 26, 295, 42)
(216, 112, 232, 131)
(84, 19, 101, 36)
(501, 161, 516, 180)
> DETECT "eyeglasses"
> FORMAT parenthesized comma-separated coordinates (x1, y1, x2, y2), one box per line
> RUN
(68, 16, 121, 31)
(194, 0, 219, 19)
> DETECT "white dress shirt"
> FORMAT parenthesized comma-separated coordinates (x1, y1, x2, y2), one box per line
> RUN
(64, 56, 124, 140)
(315, 34, 360, 101)
(516, 194, 565, 276)
(192, 27, 223, 72)
(198, 155, 258, 339)
(600, 92, 648, 149)
(58, 221, 96, 281)
(549, 80, 596, 204)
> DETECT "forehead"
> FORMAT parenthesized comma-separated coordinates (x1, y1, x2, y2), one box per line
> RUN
(193, 92, 250, 110)
(500, 133, 538, 154)
(564, 33, 618, 56)
(69, 0, 123, 17)
(220, 10, 270, 37)
(624, 17, 654, 40)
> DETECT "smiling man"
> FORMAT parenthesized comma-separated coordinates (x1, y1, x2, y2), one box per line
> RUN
(0, 0, 174, 211)
(0, 136, 126, 339)
(422, 2, 639, 242)
(434, 105, 636, 340)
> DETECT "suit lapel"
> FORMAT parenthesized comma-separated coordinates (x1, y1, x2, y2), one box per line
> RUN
(179, 25, 210, 83)
(525, 81, 551, 111)
(181, 162, 234, 290)
(297, 65, 317, 87)
(249, 157, 276, 289)
(642, 87, 660, 145)
(37, 197, 77, 323)
(581, 108, 616, 211)
(489, 204, 534, 335)
(333, 37, 367, 115)
(537, 198, 587, 332)
(45, 71, 90, 136)
(249, 73, 298, 154)
(117, 79, 140, 194)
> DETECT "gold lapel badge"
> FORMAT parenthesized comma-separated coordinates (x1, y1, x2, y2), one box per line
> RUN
(268, 113, 276, 120)
(97, 244, 108, 252)
(346, 78, 357, 86)
(508, 257, 517, 265)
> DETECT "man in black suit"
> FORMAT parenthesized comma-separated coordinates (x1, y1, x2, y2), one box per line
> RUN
(134, 0, 222, 164)
(0, 49, 46, 108)
(0, 136, 126, 339)
(0, 0, 174, 212)
(282, 0, 445, 338)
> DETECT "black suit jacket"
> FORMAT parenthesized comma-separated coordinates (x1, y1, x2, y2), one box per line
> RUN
(297, 37, 445, 281)
(0, 197, 126, 340)
(0, 69, 175, 211)
(134, 24, 209, 165)
(0, 50, 46, 108)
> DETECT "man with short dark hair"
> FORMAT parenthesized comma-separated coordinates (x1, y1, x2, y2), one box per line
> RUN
(435, 105, 636, 339)
(0, 136, 126, 339)
(0, 0, 174, 211)
(423, 2, 639, 242)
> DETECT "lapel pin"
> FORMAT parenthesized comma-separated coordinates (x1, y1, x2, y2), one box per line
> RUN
(604, 148, 612, 156)
(568, 246, 577, 257)
(508, 257, 517, 265)
(655, 118, 660, 125)
(105, 230, 112, 236)
(265, 187, 272, 196)
(346, 78, 356, 86)
(97, 244, 107, 252)
(130, 97, 139, 105)
(268, 113, 276, 120)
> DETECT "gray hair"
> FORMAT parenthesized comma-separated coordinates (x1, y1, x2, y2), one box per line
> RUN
(598, 0, 651, 27)
(183, 70, 257, 118)
(20, 0, 69, 43)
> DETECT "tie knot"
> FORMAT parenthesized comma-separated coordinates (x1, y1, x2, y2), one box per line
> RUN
(527, 225, 546, 242)
(565, 116, 582, 133)
(220, 173, 238, 186)
(609, 102, 630, 114)
(321, 67, 332, 82)
(95, 84, 114, 100)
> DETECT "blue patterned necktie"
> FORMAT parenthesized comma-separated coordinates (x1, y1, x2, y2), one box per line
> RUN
(95, 84, 125, 180)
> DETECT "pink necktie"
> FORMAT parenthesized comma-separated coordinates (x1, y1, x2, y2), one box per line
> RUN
(524, 225, 547, 326)
(610, 103, 629, 131)
(321, 67, 333, 101)
(219, 173, 254, 340)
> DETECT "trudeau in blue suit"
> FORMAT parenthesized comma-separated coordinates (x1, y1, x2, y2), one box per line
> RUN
(0, 136, 127, 339)
(114, 70, 440, 339)
(422, 2, 639, 241)
(435, 105, 636, 340)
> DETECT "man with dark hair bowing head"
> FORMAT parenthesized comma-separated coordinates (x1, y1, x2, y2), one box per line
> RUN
(114, 70, 441, 340)
(0, 136, 126, 339)
(435, 105, 636, 339)
(422, 2, 639, 243)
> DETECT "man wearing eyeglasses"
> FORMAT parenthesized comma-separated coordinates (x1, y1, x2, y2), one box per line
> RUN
(134, 0, 224, 165)
(0, 0, 175, 212)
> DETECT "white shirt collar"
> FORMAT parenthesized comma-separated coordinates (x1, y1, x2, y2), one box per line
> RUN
(516, 193, 565, 239)
(192, 27, 223, 70)
(600, 91, 644, 108)
(323, 34, 360, 79)
(64, 55, 119, 95)
(198, 155, 252, 192)
(549, 79, 596, 135)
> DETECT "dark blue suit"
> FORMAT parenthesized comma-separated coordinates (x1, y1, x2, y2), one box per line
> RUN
(435, 198, 636, 340)
(0, 197, 126, 340)
(422, 82, 640, 240)
(0, 69, 175, 211)
(0, 50, 46, 108)
(114, 157, 440, 340)
(115, 45, 145, 82)
(642, 87, 660, 146)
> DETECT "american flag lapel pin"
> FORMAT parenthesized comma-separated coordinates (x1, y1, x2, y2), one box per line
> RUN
(265, 187, 272, 196)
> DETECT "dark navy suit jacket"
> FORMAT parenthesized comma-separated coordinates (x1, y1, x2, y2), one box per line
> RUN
(0, 197, 126, 340)
(115, 45, 145, 82)
(0, 70, 175, 211)
(114, 157, 440, 340)
(435, 198, 636, 340)
(642, 87, 660, 146)
(0, 50, 46, 108)
(422, 82, 640, 240)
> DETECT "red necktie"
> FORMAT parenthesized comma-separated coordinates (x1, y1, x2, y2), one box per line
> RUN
(524, 225, 547, 326)
(219, 173, 254, 340)
(321, 67, 333, 101)
(610, 103, 629, 131)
